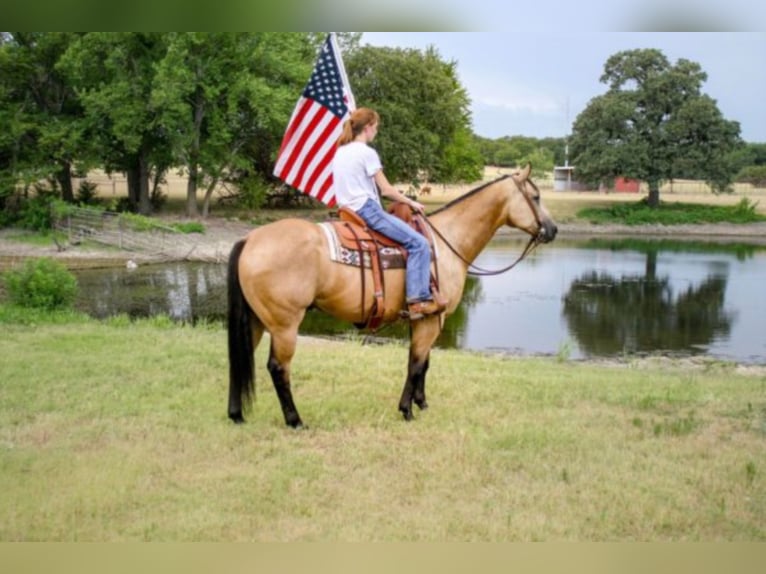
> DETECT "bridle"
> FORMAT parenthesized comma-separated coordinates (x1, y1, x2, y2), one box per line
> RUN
(424, 175, 546, 277)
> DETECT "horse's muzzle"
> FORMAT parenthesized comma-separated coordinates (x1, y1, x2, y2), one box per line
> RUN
(539, 220, 558, 243)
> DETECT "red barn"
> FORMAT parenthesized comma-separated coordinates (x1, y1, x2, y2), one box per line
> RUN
(613, 177, 640, 192)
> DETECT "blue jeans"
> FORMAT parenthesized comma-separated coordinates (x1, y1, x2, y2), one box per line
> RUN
(356, 199, 432, 302)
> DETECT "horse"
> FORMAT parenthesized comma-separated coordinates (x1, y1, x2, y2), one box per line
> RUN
(227, 164, 557, 427)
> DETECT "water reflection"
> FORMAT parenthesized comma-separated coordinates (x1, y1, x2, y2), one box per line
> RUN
(563, 270, 733, 356)
(75, 263, 227, 323)
(71, 238, 766, 364)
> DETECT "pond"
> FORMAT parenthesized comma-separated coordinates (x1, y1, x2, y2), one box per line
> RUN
(71, 237, 766, 364)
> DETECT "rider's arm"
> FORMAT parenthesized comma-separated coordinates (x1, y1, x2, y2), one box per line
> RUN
(373, 170, 425, 213)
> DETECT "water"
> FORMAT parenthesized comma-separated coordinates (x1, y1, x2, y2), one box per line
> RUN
(72, 238, 766, 364)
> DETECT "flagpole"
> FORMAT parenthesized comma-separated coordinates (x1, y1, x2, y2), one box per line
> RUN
(272, 32, 357, 207)
(330, 32, 356, 112)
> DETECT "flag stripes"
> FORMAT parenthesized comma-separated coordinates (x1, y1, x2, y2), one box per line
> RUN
(272, 33, 354, 207)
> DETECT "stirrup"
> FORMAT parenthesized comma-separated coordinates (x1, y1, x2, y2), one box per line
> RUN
(406, 298, 447, 321)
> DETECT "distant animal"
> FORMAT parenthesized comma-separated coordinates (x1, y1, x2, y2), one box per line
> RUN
(419, 185, 432, 197)
(226, 164, 557, 427)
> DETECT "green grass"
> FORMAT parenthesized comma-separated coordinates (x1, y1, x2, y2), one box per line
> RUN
(0, 230, 61, 246)
(578, 197, 766, 225)
(1, 307, 765, 541)
(171, 221, 205, 234)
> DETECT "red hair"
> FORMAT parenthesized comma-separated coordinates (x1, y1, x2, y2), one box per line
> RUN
(337, 108, 380, 146)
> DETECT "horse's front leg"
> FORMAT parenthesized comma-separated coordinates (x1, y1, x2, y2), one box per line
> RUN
(399, 350, 429, 421)
(398, 319, 439, 420)
(412, 352, 430, 410)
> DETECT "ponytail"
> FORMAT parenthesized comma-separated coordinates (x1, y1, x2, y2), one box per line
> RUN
(337, 107, 380, 146)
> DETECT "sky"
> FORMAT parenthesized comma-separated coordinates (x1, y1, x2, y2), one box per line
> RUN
(362, 32, 766, 143)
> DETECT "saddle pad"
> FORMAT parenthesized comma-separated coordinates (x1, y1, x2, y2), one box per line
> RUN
(319, 222, 406, 270)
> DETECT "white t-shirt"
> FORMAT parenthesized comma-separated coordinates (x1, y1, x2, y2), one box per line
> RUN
(332, 141, 382, 211)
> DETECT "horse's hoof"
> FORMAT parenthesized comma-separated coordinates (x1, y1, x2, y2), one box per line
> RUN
(415, 400, 429, 411)
(229, 412, 246, 424)
(399, 407, 414, 421)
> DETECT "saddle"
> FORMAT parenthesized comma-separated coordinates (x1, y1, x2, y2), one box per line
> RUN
(328, 202, 438, 330)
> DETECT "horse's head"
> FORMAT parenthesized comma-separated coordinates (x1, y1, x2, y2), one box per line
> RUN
(506, 164, 557, 243)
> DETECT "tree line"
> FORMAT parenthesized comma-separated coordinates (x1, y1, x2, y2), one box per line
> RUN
(1, 33, 764, 222)
(0, 32, 483, 219)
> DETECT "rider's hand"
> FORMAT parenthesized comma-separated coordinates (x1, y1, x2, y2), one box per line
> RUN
(408, 198, 425, 214)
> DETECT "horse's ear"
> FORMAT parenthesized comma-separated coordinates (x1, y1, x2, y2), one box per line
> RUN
(512, 163, 532, 183)
(521, 163, 532, 178)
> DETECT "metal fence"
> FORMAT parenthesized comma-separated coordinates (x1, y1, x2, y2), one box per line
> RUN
(52, 206, 204, 261)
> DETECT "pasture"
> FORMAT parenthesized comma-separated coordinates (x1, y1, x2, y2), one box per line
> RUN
(75, 167, 766, 223)
(1, 312, 764, 541)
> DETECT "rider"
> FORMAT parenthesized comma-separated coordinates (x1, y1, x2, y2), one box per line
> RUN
(332, 107, 446, 320)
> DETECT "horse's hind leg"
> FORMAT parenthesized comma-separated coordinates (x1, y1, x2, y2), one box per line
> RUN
(267, 329, 304, 429)
(227, 320, 265, 423)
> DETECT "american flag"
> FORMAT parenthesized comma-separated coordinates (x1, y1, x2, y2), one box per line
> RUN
(273, 33, 356, 207)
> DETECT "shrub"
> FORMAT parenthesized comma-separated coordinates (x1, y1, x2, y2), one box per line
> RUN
(18, 188, 58, 232)
(237, 175, 271, 209)
(736, 165, 766, 188)
(76, 180, 100, 205)
(2, 258, 78, 310)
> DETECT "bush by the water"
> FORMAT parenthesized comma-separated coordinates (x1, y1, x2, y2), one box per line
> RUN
(578, 197, 766, 225)
(2, 257, 78, 310)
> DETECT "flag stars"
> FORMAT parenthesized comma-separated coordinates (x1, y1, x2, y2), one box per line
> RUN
(275, 34, 352, 206)
(302, 40, 347, 118)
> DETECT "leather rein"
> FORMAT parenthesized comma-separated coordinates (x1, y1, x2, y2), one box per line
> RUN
(423, 175, 546, 277)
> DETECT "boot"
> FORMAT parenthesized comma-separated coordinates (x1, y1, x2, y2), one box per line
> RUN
(408, 298, 447, 320)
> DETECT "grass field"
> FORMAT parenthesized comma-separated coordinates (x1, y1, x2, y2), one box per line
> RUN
(3, 167, 765, 542)
(1, 310, 764, 541)
(76, 167, 766, 224)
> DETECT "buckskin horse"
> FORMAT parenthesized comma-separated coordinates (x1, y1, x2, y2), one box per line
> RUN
(227, 164, 557, 427)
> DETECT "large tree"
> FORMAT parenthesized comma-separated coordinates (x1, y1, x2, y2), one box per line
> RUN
(0, 33, 86, 203)
(60, 32, 170, 215)
(152, 32, 317, 217)
(346, 44, 482, 185)
(569, 49, 741, 206)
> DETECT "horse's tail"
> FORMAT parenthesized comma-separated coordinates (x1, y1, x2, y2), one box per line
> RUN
(227, 239, 255, 423)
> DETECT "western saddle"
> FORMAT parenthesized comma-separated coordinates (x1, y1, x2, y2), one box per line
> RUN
(328, 202, 439, 330)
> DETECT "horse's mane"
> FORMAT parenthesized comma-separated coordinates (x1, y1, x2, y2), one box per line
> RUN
(427, 175, 511, 216)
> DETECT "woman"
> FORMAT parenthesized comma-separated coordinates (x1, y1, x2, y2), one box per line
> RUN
(332, 107, 446, 320)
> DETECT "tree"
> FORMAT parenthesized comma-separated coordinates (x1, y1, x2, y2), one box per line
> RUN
(730, 142, 766, 177)
(0, 33, 86, 203)
(439, 126, 483, 183)
(60, 33, 170, 215)
(153, 33, 316, 217)
(737, 165, 766, 188)
(472, 135, 564, 174)
(569, 49, 742, 207)
(346, 45, 481, 185)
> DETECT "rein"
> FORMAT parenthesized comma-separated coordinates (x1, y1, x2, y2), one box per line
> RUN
(423, 175, 545, 277)
(425, 219, 541, 276)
